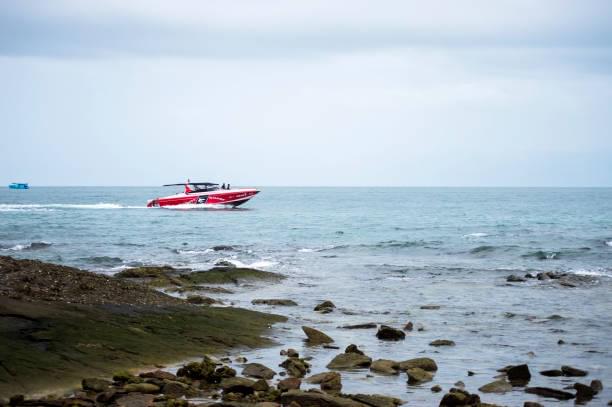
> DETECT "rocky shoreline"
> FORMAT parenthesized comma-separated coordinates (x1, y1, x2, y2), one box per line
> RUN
(0, 256, 609, 406)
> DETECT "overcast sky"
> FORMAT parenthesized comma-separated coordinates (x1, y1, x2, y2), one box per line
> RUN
(1, 0, 611, 186)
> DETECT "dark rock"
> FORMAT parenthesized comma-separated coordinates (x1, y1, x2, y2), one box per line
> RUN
(557, 339, 566, 345)
(478, 379, 512, 393)
(420, 305, 440, 310)
(9, 396, 24, 406)
(406, 368, 433, 385)
(507, 274, 527, 282)
(82, 378, 111, 392)
(113, 370, 139, 383)
(431, 385, 442, 393)
(398, 358, 438, 372)
(467, 371, 475, 376)
(524, 387, 575, 400)
(524, 273, 536, 279)
(314, 300, 336, 312)
(278, 378, 301, 392)
(540, 369, 563, 377)
(429, 339, 455, 347)
(306, 371, 342, 393)
(253, 378, 270, 392)
(439, 388, 481, 406)
(242, 363, 276, 379)
(340, 323, 377, 330)
(370, 359, 400, 375)
(327, 353, 372, 369)
(591, 379, 603, 393)
(302, 326, 334, 344)
(403, 322, 413, 331)
(376, 325, 405, 341)
(523, 403, 543, 407)
(574, 382, 596, 400)
(507, 364, 531, 383)
(161, 381, 191, 398)
(348, 394, 403, 407)
(252, 299, 297, 306)
(561, 365, 588, 377)
(186, 295, 219, 305)
(215, 365, 237, 379)
(345, 344, 365, 355)
(220, 377, 257, 395)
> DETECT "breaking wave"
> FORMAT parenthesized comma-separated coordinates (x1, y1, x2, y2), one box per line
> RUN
(464, 232, 489, 238)
(570, 268, 612, 278)
(1, 241, 52, 251)
(215, 258, 277, 269)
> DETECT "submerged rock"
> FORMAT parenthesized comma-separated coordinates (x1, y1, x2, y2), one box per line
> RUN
(252, 299, 297, 306)
(429, 339, 455, 347)
(302, 326, 334, 344)
(370, 359, 400, 375)
(420, 305, 441, 310)
(376, 325, 405, 341)
(478, 379, 512, 393)
(524, 387, 575, 400)
(507, 274, 527, 282)
(242, 363, 276, 379)
(403, 321, 413, 331)
(314, 300, 336, 313)
(398, 357, 438, 372)
(340, 323, 377, 330)
(540, 369, 563, 377)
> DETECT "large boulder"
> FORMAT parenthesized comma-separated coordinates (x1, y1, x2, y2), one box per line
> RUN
(370, 359, 400, 375)
(376, 325, 405, 341)
(302, 326, 334, 345)
(280, 390, 368, 407)
(405, 368, 433, 385)
(242, 363, 276, 379)
(220, 377, 258, 395)
(398, 358, 438, 372)
(478, 380, 512, 393)
(327, 353, 372, 370)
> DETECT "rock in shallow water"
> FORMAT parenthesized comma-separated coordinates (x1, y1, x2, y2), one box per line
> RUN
(314, 300, 336, 313)
(340, 323, 377, 330)
(302, 326, 334, 344)
(561, 365, 588, 377)
(252, 299, 297, 306)
(242, 362, 276, 379)
(399, 358, 438, 372)
(370, 359, 400, 375)
(429, 339, 455, 347)
(327, 353, 372, 370)
(524, 387, 575, 400)
(478, 379, 512, 393)
(81, 378, 111, 392)
(376, 325, 405, 341)
(406, 367, 434, 385)
(348, 394, 404, 407)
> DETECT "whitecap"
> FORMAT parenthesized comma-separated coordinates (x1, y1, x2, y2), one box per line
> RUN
(605, 240, 612, 247)
(571, 268, 612, 278)
(298, 248, 315, 253)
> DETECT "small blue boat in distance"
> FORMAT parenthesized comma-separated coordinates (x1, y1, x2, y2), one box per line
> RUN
(9, 182, 29, 189)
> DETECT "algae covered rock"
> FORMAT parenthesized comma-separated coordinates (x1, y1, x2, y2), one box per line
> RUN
(327, 353, 372, 370)
(399, 358, 438, 372)
(252, 299, 298, 306)
(405, 367, 433, 385)
(429, 339, 455, 347)
(176, 356, 217, 381)
(82, 378, 111, 392)
(348, 394, 404, 407)
(478, 379, 512, 393)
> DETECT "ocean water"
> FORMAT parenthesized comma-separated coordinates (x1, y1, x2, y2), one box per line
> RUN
(1, 187, 611, 405)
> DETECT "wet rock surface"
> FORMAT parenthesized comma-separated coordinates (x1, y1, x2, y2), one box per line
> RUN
(302, 326, 334, 344)
(375, 325, 406, 341)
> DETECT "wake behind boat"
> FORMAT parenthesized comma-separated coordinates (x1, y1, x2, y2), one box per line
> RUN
(147, 181, 259, 208)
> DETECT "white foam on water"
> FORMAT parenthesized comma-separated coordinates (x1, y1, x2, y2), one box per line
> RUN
(298, 248, 315, 253)
(177, 249, 214, 255)
(216, 257, 277, 269)
(605, 240, 612, 247)
(0, 203, 145, 210)
(463, 232, 489, 238)
(571, 268, 612, 278)
(1, 241, 52, 251)
(163, 203, 228, 210)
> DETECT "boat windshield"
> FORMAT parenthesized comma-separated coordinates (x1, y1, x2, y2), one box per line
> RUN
(190, 184, 219, 192)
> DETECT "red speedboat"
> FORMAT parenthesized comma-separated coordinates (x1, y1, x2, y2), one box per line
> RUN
(147, 181, 259, 208)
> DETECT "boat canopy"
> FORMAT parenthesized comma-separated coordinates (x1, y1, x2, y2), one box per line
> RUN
(163, 182, 219, 193)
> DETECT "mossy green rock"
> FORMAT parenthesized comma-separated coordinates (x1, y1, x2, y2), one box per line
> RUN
(123, 383, 161, 393)
(181, 267, 284, 285)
